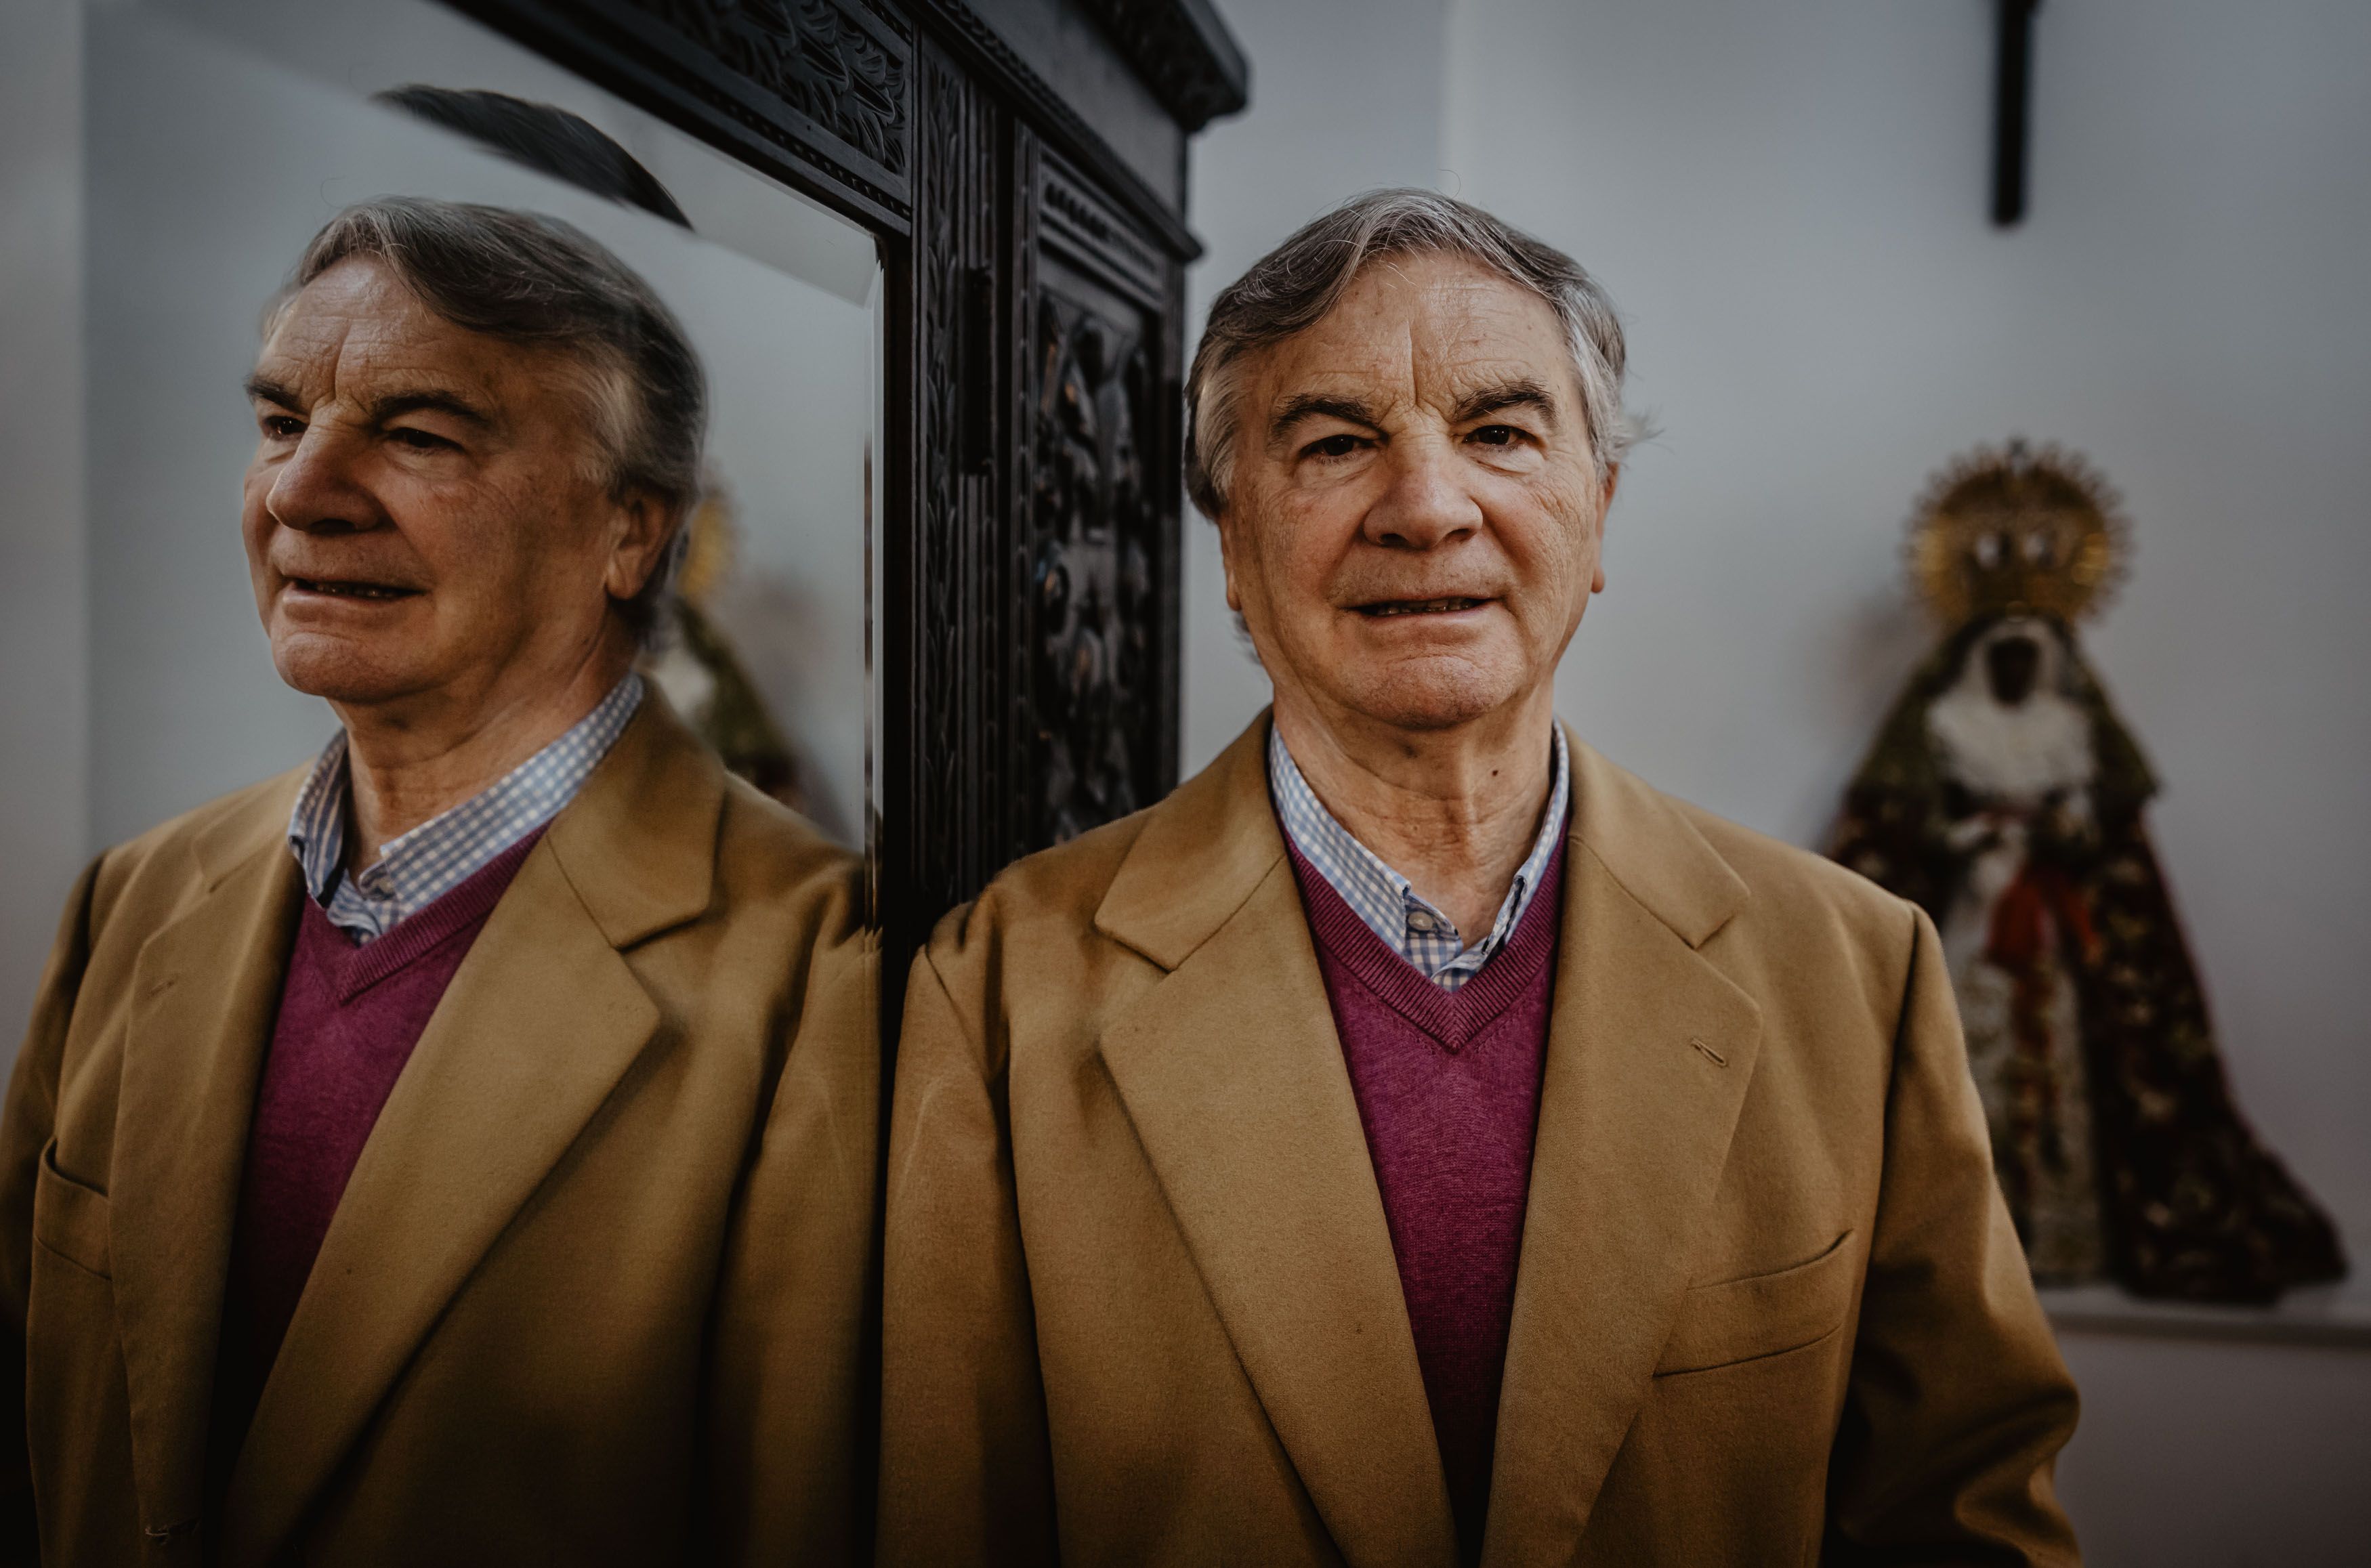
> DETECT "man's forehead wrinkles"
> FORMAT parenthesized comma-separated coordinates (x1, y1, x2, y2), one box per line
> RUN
(1244, 258, 1582, 453)
(1263, 356, 1566, 434)
(255, 307, 355, 391)
(1263, 326, 1419, 412)
(285, 308, 510, 418)
(332, 320, 463, 381)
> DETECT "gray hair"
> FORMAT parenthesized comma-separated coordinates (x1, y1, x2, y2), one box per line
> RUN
(280, 197, 706, 643)
(1186, 188, 1640, 520)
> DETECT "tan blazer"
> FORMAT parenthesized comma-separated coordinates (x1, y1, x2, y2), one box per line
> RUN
(0, 696, 877, 1566)
(883, 714, 2080, 1567)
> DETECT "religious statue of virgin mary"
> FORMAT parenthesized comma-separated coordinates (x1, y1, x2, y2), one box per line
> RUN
(1829, 442, 2345, 1302)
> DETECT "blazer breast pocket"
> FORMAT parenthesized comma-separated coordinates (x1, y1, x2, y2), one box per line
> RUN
(1655, 1229, 1858, 1376)
(33, 1140, 112, 1279)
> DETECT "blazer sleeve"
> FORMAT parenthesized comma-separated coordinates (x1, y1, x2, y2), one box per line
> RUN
(877, 927, 1057, 1567)
(700, 899, 881, 1567)
(1823, 902, 2083, 1565)
(0, 858, 103, 1564)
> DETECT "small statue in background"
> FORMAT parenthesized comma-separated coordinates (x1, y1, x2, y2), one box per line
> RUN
(1830, 441, 2344, 1302)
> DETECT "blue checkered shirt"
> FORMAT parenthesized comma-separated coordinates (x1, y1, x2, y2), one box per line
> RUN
(286, 674, 644, 944)
(1268, 722, 1570, 991)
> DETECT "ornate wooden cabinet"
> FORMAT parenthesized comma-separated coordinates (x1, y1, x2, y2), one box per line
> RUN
(451, 0, 1245, 973)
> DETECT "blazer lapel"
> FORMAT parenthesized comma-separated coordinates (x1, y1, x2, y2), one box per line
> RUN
(219, 697, 723, 1565)
(108, 788, 306, 1541)
(1095, 717, 1459, 1568)
(1480, 738, 1762, 1566)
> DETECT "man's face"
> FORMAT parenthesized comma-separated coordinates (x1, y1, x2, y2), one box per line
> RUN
(1217, 253, 1613, 736)
(242, 257, 668, 714)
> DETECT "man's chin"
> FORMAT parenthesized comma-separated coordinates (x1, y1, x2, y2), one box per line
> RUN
(1333, 664, 1524, 734)
(269, 637, 433, 709)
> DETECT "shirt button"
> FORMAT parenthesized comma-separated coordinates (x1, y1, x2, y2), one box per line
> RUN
(1406, 911, 1438, 933)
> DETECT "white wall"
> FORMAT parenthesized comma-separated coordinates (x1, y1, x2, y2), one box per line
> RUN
(0, 0, 89, 1039)
(1190, 1, 2371, 1561)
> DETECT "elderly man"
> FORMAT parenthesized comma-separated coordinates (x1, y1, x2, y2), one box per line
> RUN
(881, 190, 2080, 1567)
(0, 199, 874, 1563)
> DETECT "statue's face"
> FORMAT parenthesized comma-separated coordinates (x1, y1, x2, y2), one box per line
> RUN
(240, 255, 670, 715)
(1968, 615, 2062, 708)
(1928, 615, 2096, 810)
(1215, 253, 1614, 736)
(1986, 631, 2043, 706)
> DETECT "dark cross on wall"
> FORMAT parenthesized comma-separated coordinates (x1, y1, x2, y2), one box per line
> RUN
(1992, 0, 2042, 226)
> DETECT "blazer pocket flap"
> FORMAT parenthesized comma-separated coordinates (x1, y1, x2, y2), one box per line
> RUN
(33, 1140, 112, 1278)
(1656, 1229, 1857, 1375)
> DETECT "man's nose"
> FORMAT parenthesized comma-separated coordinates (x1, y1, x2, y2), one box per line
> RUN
(1362, 438, 1482, 551)
(266, 426, 381, 534)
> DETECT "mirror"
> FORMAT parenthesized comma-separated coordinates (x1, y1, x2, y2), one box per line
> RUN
(87, 0, 883, 870)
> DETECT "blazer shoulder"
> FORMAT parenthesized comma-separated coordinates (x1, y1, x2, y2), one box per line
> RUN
(87, 769, 308, 927)
(923, 807, 1154, 965)
(1672, 797, 1917, 962)
(1654, 797, 1929, 1070)
(712, 776, 865, 936)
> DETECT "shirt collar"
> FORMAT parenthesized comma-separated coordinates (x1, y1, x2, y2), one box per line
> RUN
(1268, 721, 1570, 989)
(286, 672, 644, 941)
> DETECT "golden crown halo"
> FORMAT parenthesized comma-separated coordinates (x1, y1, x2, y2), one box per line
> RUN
(1906, 438, 2127, 628)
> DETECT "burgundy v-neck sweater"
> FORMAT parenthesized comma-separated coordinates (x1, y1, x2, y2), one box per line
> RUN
(219, 830, 542, 1402)
(1285, 831, 1566, 1566)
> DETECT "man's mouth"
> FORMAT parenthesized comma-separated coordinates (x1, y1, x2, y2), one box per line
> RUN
(287, 576, 418, 601)
(1354, 597, 1488, 618)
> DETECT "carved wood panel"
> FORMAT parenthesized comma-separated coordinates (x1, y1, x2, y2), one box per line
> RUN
(894, 43, 1016, 935)
(454, 0, 915, 230)
(453, 0, 1207, 958)
(1026, 280, 1161, 841)
(648, 0, 910, 175)
(895, 127, 1180, 928)
(1016, 147, 1181, 853)
(1073, 0, 1249, 133)
(1041, 148, 1183, 832)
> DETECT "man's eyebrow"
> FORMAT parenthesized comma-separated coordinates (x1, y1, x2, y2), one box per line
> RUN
(241, 379, 497, 432)
(1267, 393, 1383, 446)
(243, 375, 303, 410)
(1450, 378, 1561, 429)
(366, 389, 497, 429)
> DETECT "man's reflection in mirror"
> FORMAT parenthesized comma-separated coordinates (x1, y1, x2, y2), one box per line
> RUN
(375, 85, 826, 820)
(0, 195, 875, 1561)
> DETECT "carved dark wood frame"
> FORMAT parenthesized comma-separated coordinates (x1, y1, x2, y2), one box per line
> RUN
(444, 0, 1234, 989)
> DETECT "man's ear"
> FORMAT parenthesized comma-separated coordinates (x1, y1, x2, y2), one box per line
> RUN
(1214, 509, 1246, 614)
(605, 490, 679, 601)
(1592, 463, 1618, 595)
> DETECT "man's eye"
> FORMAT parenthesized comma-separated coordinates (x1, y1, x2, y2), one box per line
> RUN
(390, 427, 457, 452)
(1469, 425, 1521, 447)
(261, 415, 305, 439)
(1304, 433, 1364, 460)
